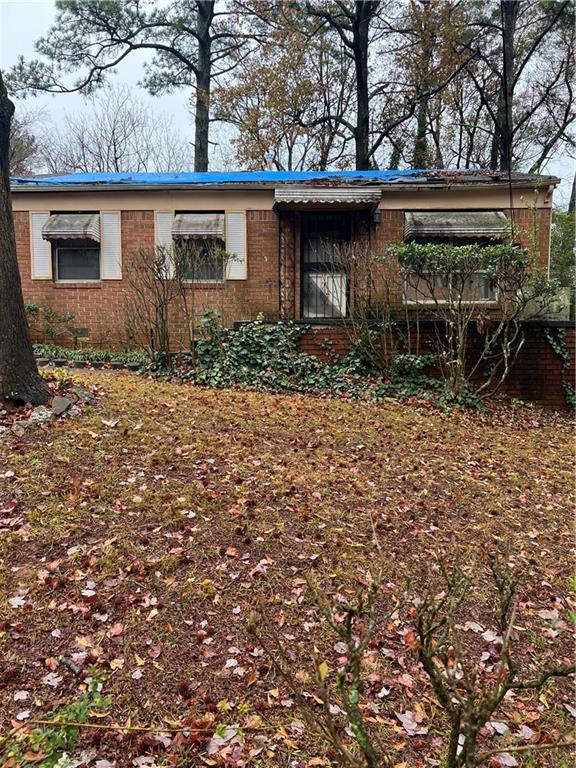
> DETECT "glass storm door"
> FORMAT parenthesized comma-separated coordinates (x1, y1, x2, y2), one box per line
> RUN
(301, 214, 350, 319)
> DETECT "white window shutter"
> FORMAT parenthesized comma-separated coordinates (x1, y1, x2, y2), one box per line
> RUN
(30, 212, 52, 279)
(155, 211, 175, 278)
(226, 212, 247, 280)
(100, 211, 122, 279)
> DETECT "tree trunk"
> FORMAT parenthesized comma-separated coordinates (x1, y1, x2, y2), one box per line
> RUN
(569, 172, 575, 214)
(491, 1, 518, 170)
(411, 1, 433, 169)
(353, 1, 375, 170)
(412, 95, 430, 168)
(0, 72, 51, 404)
(193, 0, 214, 172)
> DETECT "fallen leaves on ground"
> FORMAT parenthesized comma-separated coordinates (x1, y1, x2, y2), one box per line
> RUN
(0, 373, 573, 767)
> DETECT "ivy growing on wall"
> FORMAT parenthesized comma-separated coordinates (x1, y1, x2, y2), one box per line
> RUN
(155, 312, 445, 404)
(544, 328, 575, 410)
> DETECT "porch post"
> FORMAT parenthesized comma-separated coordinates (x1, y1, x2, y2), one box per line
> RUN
(279, 211, 296, 320)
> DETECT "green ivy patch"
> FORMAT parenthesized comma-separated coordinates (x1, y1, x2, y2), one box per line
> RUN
(153, 312, 447, 405)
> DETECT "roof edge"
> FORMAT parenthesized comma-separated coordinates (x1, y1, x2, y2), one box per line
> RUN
(10, 178, 562, 193)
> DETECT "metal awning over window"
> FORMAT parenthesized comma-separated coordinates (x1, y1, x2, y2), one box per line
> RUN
(172, 213, 225, 239)
(42, 213, 100, 242)
(405, 211, 508, 239)
(274, 188, 381, 205)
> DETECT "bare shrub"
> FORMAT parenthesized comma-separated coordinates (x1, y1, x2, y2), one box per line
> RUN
(173, 239, 230, 364)
(124, 245, 181, 359)
(249, 561, 575, 768)
(312, 238, 403, 377)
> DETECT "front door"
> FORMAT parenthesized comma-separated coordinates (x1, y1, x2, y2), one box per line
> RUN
(301, 213, 350, 319)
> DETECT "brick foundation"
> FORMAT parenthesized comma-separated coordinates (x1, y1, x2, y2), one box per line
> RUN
(297, 326, 352, 361)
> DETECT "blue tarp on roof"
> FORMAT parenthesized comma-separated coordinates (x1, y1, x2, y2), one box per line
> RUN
(11, 169, 427, 187)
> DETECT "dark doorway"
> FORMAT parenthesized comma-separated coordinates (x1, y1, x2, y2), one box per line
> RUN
(301, 213, 351, 319)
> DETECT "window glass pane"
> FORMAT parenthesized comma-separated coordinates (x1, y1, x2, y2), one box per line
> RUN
(178, 239, 224, 281)
(303, 215, 350, 267)
(405, 271, 497, 303)
(57, 248, 100, 280)
(302, 273, 347, 318)
(465, 272, 497, 300)
(405, 273, 450, 302)
(412, 236, 494, 246)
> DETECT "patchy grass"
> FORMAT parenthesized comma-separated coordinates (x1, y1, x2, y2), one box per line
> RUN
(0, 373, 574, 767)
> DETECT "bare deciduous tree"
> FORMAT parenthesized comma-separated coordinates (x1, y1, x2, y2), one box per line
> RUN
(40, 87, 192, 174)
(213, 9, 355, 171)
(173, 238, 230, 363)
(124, 245, 182, 360)
(8, 0, 252, 172)
(222, 1, 573, 175)
(9, 107, 45, 176)
(463, 0, 575, 172)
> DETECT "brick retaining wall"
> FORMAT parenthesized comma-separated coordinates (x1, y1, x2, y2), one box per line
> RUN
(501, 323, 574, 409)
(297, 321, 575, 410)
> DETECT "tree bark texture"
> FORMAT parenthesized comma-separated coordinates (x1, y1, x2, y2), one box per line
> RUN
(193, 0, 214, 172)
(491, 1, 519, 170)
(0, 71, 51, 404)
(353, 1, 373, 170)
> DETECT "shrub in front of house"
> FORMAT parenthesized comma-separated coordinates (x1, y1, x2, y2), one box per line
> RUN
(161, 312, 445, 404)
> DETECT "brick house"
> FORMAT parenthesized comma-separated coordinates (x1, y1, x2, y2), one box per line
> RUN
(11, 169, 558, 350)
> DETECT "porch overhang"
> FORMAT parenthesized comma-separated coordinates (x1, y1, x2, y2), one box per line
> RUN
(274, 187, 381, 210)
(405, 210, 508, 239)
(42, 212, 100, 242)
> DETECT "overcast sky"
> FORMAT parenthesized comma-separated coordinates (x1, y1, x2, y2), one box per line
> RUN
(1, 0, 573, 205)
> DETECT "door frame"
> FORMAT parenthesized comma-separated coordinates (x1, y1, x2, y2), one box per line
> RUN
(300, 211, 352, 320)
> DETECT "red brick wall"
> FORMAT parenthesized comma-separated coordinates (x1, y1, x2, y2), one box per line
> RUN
(15, 209, 279, 349)
(371, 210, 406, 306)
(501, 325, 574, 409)
(298, 326, 352, 362)
(246, 209, 279, 319)
(14, 205, 552, 349)
(15, 210, 130, 347)
(164, 210, 279, 348)
(297, 323, 575, 409)
(512, 208, 551, 270)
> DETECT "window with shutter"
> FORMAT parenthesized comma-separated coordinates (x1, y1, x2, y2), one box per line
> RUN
(42, 211, 101, 282)
(172, 211, 226, 282)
